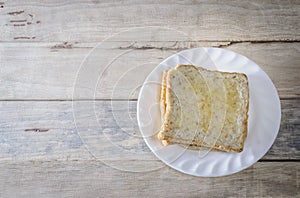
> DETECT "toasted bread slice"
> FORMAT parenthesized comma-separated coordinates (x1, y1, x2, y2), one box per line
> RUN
(160, 68, 220, 151)
(158, 65, 249, 152)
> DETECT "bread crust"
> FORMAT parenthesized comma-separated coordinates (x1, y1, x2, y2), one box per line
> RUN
(160, 70, 167, 116)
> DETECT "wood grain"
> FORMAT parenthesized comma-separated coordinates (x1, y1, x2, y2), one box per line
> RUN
(0, 0, 299, 42)
(1, 0, 299, 196)
(0, 160, 298, 197)
(0, 100, 299, 161)
(1, 42, 299, 100)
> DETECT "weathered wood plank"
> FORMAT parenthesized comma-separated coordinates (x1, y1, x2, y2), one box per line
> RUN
(0, 42, 299, 100)
(0, 0, 299, 42)
(266, 99, 300, 160)
(1, 1, 298, 196)
(0, 100, 299, 161)
(0, 160, 298, 197)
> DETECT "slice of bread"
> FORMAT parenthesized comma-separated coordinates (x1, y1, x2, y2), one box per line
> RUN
(158, 65, 249, 152)
(160, 68, 220, 152)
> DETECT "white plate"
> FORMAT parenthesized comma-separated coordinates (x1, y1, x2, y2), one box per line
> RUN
(137, 48, 281, 177)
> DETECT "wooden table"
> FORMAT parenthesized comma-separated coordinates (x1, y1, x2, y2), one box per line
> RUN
(1, 1, 299, 197)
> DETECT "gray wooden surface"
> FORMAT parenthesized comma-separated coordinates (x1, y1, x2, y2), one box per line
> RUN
(0, 0, 299, 197)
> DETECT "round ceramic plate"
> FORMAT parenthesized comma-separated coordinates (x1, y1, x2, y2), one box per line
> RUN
(137, 48, 281, 177)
